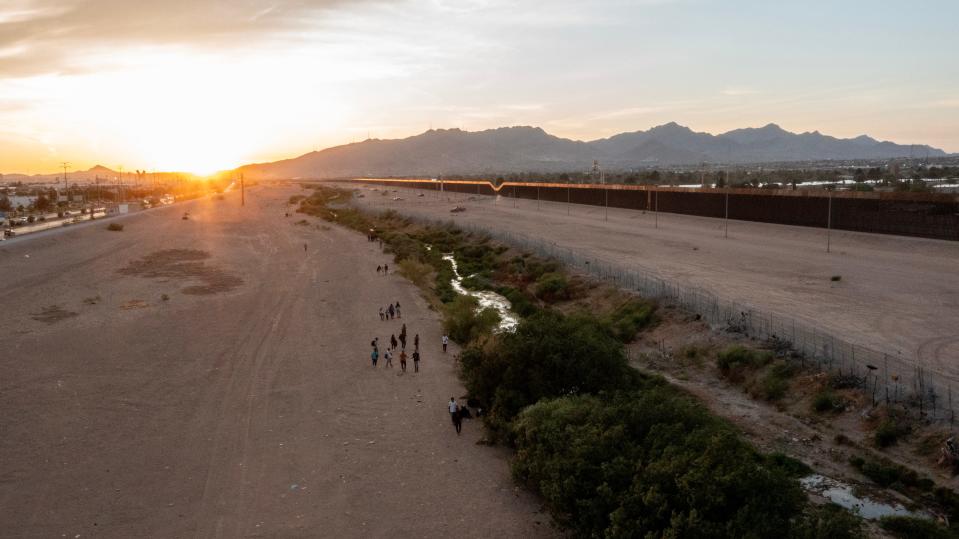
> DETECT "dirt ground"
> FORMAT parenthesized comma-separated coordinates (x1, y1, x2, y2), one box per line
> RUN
(348, 183, 959, 384)
(0, 186, 555, 538)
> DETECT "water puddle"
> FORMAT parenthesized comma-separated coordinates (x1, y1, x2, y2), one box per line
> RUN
(800, 474, 926, 520)
(442, 253, 518, 332)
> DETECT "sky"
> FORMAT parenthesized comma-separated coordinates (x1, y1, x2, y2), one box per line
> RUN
(1, 0, 957, 175)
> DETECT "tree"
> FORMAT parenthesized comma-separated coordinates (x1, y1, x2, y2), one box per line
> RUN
(0, 195, 11, 212)
(35, 194, 51, 211)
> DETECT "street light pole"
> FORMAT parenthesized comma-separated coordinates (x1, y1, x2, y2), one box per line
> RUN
(826, 190, 833, 253)
(724, 190, 729, 239)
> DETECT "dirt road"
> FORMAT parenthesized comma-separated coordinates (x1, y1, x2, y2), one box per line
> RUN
(351, 183, 959, 383)
(0, 186, 553, 538)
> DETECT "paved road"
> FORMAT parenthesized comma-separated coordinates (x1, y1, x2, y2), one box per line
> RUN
(0, 185, 552, 538)
(350, 182, 959, 384)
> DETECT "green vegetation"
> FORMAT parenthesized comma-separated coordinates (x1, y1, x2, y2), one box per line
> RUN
(600, 298, 657, 343)
(717, 345, 773, 380)
(297, 184, 897, 538)
(849, 455, 934, 492)
(533, 272, 570, 301)
(875, 416, 912, 448)
(880, 516, 956, 539)
(459, 310, 639, 435)
(790, 504, 864, 539)
(812, 389, 844, 413)
(442, 296, 499, 344)
(512, 389, 807, 538)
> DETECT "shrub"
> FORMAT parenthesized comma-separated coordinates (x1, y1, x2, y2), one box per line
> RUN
(879, 516, 953, 539)
(601, 298, 657, 342)
(789, 504, 864, 539)
(397, 259, 433, 289)
(717, 345, 773, 381)
(755, 361, 793, 401)
(497, 286, 538, 318)
(106, 222, 124, 231)
(459, 310, 641, 434)
(850, 455, 932, 492)
(765, 452, 812, 477)
(812, 389, 843, 413)
(442, 295, 499, 344)
(831, 275, 842, 282)
(875, 418, 911, 448)
(533, 272, 570, 302)
(511, 390, 806, 538)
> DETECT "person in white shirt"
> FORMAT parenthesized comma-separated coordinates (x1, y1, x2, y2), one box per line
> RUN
(442, 335, 449, 353)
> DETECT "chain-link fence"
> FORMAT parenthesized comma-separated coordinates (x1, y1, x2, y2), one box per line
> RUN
(387, 206, 957, 422)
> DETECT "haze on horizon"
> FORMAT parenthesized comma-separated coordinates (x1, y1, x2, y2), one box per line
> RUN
(2, 0, 957, 176)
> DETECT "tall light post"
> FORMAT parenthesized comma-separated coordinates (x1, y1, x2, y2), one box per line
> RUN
(60, 162, 70, 199)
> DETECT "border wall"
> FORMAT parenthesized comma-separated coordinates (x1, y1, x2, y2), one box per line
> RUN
(352, 178, 959, 241)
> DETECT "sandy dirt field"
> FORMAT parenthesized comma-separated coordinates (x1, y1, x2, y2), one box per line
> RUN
(0, 186, 554, 538)
(349, 183, 959, 383)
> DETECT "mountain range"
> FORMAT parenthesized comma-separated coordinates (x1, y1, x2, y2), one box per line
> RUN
(238, 123, 949, 179)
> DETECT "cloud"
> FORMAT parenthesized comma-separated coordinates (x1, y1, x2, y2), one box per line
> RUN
(0, 0, 368, 78)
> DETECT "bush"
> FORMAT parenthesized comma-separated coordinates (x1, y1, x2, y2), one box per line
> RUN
(875, 418, 911, 448)
(717, 345, 773, 381)
(850, 455, 932, 492)
(879, 516, 954, 539)
(789, 504, 864, 539)
(756, 361, 793, 401)
(601, 298, 657, 342)
(397, 259, 433, 288)
(812, 389, 843, 413)
(459, 310, 641, 434)
(511, 390, 806, 538)
(442, 295, 499, 344)
(533, 272, 570, 302)
(106, 222, 124, 231)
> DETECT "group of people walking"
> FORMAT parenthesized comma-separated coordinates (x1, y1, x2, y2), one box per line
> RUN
(376, 264, 389, 275)
(370, 323, 425, 373)
(379, 302, 400, 320)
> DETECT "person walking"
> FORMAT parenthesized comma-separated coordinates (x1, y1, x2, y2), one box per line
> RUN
(377, 265, 382, 274)
(396, 304, 401, 318)
(303, 243, 308, 253)
(442, 334, 448, 353)
(449, 397, 461, 435)
(379, 307, 384, 321)
(414, 333, 419, 351)
(390, 334, 397, 351)
(384, 263, 389, 274)
(384, 349, 393, 368)
(388, 304, 395, 320)
(399, 332, 406, 350)
(399, 350, 407, 372)
(412, 350, 420, 373)
(371, 347, 379, 367)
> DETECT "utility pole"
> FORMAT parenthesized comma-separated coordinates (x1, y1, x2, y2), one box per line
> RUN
(60, 162, 70, 199)
(654, 189, 659, 228)
(241, 173, 245, 206)
(724, 189, 729, 239)
(826, 190, 833, 253)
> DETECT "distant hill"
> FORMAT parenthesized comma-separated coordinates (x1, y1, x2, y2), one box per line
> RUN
(238, 123, 949, 179)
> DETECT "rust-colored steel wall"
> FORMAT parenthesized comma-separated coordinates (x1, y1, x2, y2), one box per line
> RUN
(351, 179, 959, 241)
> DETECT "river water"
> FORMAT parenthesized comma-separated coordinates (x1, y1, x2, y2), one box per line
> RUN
(442, 253, 518, 332)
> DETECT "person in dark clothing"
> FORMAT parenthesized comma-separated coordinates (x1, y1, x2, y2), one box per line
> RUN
(388, 304, 395, 319)
(390, 334, 397, 351)
(412, 350, 420, 372)
(449, 398, 461, 434)
(413, 333, 419, 351)
(399, 333, 406, 350)
(399, 350, 407, 372)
